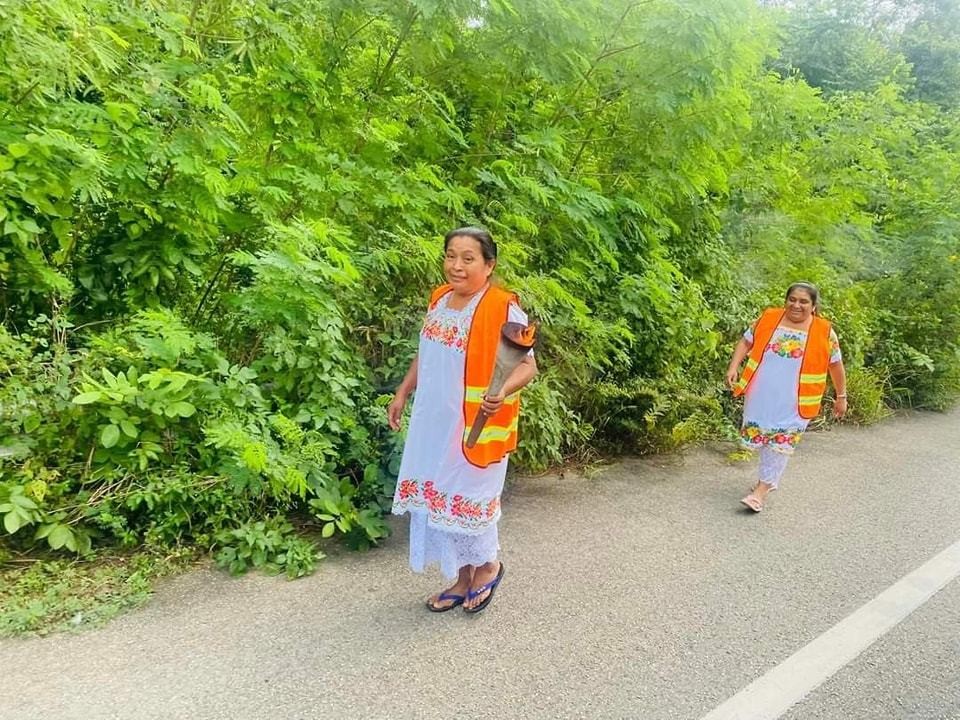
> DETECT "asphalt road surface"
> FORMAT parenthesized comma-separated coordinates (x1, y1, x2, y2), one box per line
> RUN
(2, 409, 959, 720)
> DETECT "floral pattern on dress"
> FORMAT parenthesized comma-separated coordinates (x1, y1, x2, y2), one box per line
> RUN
(421, 480, 447, 513)
(419, 293, 479, 353)
(392, 477, 501, 531)
(740, 421, 802, 451)
(397, 479, 419, 501)
(421, 315, 468, 351)
(766, 332, 805, 359)
(744, 326, 843, 364)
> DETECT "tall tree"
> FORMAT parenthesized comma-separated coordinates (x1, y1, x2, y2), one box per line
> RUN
(900, 0, 960, 107)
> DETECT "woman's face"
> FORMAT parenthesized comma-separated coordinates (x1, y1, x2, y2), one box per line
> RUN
(784, 288, 816, 323)
(444, 235, 494, 295)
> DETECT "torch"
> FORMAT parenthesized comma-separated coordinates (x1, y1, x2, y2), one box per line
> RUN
(465, 321, 539, 448)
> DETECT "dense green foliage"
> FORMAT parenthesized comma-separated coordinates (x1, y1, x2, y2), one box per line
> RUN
(2, 0, 958, 572)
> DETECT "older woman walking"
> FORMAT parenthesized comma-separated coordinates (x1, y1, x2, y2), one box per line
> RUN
(725, 282, 847, 512)
(388, 227, 537, 613)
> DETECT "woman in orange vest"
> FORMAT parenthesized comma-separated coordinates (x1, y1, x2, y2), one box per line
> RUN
(388, 227, 538, 613)
(725, 282, 847, 512)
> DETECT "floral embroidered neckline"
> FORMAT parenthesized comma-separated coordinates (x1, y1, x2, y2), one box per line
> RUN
(420, 291, 483, 352)
(767, 330, 806, 359)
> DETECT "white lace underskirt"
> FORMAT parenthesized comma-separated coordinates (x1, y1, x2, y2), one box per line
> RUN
(408, 510, 499, 579)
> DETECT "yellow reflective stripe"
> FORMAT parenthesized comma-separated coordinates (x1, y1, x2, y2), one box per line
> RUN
(798, 396, 821, 407)
(799, 373, 827, 384)
(745, 358, 759, 371)
(465, 417, 520, 434)
(464, 386, 520, 404)
(463, 419, 519, 444)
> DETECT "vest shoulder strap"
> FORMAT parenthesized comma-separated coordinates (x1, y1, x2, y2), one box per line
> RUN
(429, 284, 453, 308)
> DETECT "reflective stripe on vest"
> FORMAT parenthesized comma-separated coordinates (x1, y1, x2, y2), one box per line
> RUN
(428, 283, 522, 467)
(464, 416, 520, 444)
(733, 307, 833, 419)
(465, 386, 520, 406)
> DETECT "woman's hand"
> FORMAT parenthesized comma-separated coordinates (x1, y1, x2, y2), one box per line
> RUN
(387, 392, 408, 431)
(388, 354, 419, 431)
(725, 367, 739, 390)
(726, 336, 752, 391)
(828, 360, 847, 420)
(481, 390, 505, 416)
(481, 354, 537, 416)
(833, 396, 848, 419)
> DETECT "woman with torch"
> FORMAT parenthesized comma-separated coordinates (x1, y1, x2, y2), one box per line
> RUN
(388, 227, 538, 613)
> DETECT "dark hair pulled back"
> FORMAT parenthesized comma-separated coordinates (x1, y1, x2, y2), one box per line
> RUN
(785, 281, 820, 309)
(444, 226, 497, 263)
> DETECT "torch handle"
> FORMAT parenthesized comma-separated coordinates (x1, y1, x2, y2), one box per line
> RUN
(464, 364, 511, 448)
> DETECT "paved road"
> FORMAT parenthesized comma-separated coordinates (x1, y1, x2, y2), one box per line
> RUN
(2, 410, 959, 720)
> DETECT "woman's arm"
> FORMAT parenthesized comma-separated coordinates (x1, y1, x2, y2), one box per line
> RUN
(388, 353, 419, 431)
(725, 335, 753, 389)
(829, 359, 847, 418)
(481, 354, 538, 415)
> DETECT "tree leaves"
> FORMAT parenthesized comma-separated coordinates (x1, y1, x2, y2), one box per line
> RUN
(100, 424, 120, 449)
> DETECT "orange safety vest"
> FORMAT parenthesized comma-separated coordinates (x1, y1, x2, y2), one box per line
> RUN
(428, 284, 522, 468)
(733, 307, 833, 419)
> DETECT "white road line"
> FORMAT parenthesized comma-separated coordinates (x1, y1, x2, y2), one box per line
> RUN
(700, 539, 960, 720)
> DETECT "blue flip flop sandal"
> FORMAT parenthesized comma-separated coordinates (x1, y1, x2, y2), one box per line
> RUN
(426, 591, 465, 613)
(463, 562, 505, 614)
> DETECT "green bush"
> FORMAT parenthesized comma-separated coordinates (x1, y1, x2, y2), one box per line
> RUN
(512, 373, 592, 472)
(842, 366, 894, 425)
(0, 309, 388, 568)
(215, 517, 320, 579)
(581, 377, 736, 455)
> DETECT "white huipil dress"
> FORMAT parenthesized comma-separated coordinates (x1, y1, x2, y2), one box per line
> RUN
(739, 324, 842, 455)
(391, 289, 529, 579)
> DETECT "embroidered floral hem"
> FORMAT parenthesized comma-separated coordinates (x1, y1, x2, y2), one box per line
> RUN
(392, 478, 501, 533)
(739, 421, 803, 455)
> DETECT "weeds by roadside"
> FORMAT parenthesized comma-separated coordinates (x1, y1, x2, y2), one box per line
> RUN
(0, 550, 195, 638)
